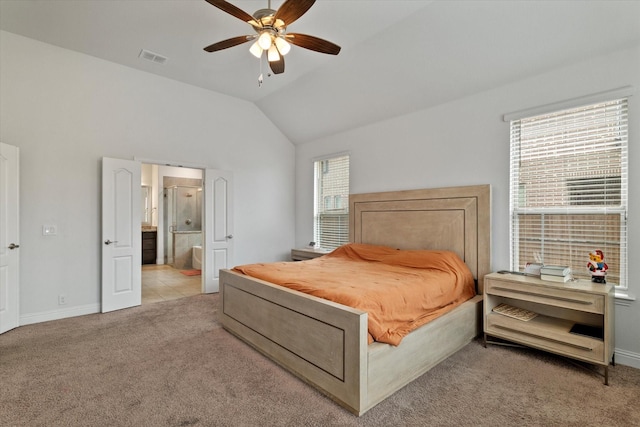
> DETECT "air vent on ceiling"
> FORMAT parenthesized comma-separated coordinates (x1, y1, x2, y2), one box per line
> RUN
(139, 49, 168, 65)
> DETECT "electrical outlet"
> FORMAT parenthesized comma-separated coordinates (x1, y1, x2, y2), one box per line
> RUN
(58, 294, 66, 305)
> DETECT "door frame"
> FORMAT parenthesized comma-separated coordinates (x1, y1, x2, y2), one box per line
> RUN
(135, 157, 215, 294)
(106, 157, 234, 301)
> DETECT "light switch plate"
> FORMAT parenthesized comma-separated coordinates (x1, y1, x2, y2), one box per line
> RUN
(43, 225, 57, 236)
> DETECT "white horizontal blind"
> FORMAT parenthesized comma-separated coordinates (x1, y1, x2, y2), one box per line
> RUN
(510, 98, 628, 286)
(314, 154, 350, 250)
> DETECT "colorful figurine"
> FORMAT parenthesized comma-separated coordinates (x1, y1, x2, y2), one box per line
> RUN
(587, 249, 608, 283)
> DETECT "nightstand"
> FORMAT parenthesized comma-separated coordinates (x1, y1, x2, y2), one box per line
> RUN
(484, 272, 615, 384)
(290, 247, 330, 261)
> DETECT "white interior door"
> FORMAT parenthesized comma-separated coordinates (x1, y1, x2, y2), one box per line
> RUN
(204, 169, 233, 293)
(0, 143, 20, 334)
(102, 157, 141, 312)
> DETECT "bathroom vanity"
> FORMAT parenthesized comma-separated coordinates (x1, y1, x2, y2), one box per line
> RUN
(142, 229, 157, 265)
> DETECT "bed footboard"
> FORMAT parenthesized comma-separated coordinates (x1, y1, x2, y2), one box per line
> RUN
(220, 269, 369, 414)
(220, 269, 482, 416)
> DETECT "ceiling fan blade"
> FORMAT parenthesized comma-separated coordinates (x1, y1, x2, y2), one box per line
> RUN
(285, 33, 341, 55)
(204, 35, 253, 52)
(273, 0, 315, 26)
(205, 0, 261, 28)
(269, 55, 285, 75)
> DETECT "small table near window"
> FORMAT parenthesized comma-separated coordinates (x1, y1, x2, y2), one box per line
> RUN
(291, 247, 330, 261)
(484, 272, 615, 384)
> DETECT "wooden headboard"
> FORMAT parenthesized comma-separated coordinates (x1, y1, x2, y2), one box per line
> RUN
(349, 185, 491, 292)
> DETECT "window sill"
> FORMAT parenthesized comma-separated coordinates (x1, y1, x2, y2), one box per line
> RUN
(614, 289, 636, 306)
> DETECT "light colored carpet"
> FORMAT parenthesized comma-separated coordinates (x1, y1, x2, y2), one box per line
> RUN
(1, 293, 638, 426)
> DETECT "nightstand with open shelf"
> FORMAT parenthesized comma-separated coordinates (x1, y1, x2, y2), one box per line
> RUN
(484, 272, 615, 384)
(290, 247, 331, 261)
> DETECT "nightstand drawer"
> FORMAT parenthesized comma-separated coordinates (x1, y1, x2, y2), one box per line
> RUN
(486, 280, 604, 314)
(487, 313, 605, 364)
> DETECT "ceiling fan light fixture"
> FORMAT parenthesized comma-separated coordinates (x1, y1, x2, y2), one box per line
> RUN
(274, 37, 291, 56)
(267, 45, 280, 62)
(204, 0, 342, 77)
(249, 41, 263, 58)
(258, 31, 273, 50)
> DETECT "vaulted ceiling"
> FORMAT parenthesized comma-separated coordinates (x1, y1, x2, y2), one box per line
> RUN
(2, 1, 639, 144)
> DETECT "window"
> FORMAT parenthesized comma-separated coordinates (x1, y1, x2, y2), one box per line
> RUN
(314, 154, 350, 250)
(509, 98, 628, 288)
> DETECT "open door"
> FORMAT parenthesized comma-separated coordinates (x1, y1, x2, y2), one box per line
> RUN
(102, 157, 141, 312)
(0, 143, 20, 334)
(203, 169, 233, 293)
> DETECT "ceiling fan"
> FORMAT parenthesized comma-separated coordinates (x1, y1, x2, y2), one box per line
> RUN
(203, 0, 341, 76)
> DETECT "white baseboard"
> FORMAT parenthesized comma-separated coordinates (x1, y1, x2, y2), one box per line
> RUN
(19, 303, 100, 326)
(614, 348, 640, 369)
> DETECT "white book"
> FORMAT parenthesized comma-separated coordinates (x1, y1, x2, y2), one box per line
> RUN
(540, 273, 571, 283)
(540, 265, 571, 276)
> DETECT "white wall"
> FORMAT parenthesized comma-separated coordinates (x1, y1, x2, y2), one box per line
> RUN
(296, 44, 640, 368)
(0, 31, 295, 323)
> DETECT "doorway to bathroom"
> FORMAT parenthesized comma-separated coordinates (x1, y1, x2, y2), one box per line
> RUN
(141, 163, 203, 305)
(102, 156, 233, 312)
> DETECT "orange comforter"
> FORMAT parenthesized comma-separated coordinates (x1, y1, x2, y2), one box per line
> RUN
(232, 243, 476, 346)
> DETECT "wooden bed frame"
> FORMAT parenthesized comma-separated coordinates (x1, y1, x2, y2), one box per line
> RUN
(220, 185, 491, 415)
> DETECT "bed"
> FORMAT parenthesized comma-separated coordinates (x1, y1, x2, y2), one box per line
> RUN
(219, 185, 491, 415)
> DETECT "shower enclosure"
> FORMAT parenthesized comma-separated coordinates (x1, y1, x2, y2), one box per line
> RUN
(164, 185, 202, 266)
(167, 185, 202, 232)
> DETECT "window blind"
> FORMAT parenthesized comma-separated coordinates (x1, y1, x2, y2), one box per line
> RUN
(509, 98, 628, 287)
(314, 154, 350, 250)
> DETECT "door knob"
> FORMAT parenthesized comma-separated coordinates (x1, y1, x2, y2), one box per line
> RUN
(226, 234, 233, 239)
(8, 243, 20, 250)
(104, 240, 118, 245)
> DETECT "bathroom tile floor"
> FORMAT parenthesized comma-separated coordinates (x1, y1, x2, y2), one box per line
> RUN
(141, 264, 201, 305)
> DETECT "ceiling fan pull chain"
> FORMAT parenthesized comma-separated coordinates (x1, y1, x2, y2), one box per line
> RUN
(258, 55, 264, 87)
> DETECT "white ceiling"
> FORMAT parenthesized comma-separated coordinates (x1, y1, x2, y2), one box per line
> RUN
(2, 0, 639, 144)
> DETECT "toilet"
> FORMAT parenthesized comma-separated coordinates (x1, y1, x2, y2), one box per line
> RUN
(192, 245, 202, 270)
